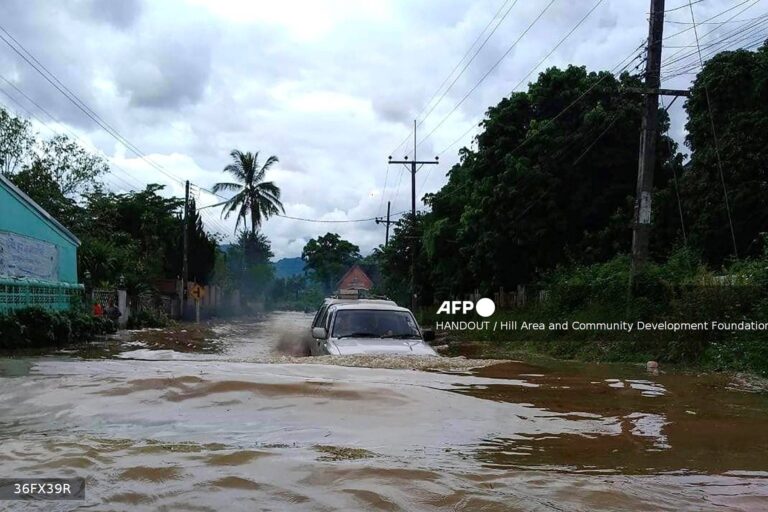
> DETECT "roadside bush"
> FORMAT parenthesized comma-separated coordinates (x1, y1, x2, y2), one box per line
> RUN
(126, 309, 170, 329)
(443, 249, 768, 375)
(0, 306, 115, 350)
(0, 315, 24, 349)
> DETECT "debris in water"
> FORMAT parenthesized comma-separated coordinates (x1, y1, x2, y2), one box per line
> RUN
(315, 445, 375, 461)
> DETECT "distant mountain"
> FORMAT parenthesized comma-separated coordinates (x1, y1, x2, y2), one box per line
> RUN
(274, 257, 306, 279)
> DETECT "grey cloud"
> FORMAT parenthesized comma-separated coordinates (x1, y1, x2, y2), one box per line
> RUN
(114, 35, 212, 109)
(87, 0, 142, 29)
(0, 0, 737, 257)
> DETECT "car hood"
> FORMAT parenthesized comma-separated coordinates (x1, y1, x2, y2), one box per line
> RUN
(327, 338, 438, 356)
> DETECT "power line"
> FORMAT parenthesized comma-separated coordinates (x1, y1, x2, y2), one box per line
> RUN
(420, 0, 608, 190)
(387, 0, 516, 159)
(662, 12, 768, 69)
(415, 0, 559, 152)
(429, 38, 650, 206)
(687, 0, 739, 257)
(383, 0, 517, 210)
(0, 90, 140, 193)
(0, 23, 188, 189)
(661, 20, 768, 79)
(276, 211, 407, 223)
(666, 13, 767, 25)
(661, 0, 760, 42)
(0, 25, 351, 229)
(435, 39, 646, 160)
(0, 73, 147, 191)
(666, 0, 705, 13)
(411, 0, 520, 138)
(662, 32, 768, 80)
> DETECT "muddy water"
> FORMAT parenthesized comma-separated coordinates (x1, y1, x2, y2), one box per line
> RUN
(0, 312, 767, 511)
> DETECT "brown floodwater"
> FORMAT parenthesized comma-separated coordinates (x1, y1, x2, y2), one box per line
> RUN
(0, 311, 767, 511)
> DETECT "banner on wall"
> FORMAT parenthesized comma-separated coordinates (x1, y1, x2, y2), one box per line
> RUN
(0, 231, 59, 281)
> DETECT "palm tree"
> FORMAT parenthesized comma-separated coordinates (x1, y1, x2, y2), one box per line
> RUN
(213, 149, 284, 234)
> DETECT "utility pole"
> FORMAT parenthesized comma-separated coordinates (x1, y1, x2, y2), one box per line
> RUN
(182, 180, 190, 319)
(375, 201, 393, 246)
(631, 0, 665, 274)
(388, 120, 439, 309)
(630, 0, 693, 287)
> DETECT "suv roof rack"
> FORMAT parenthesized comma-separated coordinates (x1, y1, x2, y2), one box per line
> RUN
(329, 289, 391, 301)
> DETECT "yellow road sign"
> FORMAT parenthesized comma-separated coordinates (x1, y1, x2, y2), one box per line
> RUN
(190, 283, 205, 301)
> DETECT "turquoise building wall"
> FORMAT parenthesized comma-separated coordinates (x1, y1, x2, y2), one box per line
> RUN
(0, 183, 79, 283)
(0, 176, 82, 313)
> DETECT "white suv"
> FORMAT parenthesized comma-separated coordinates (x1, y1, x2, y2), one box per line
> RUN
(310, 302, 437, 356)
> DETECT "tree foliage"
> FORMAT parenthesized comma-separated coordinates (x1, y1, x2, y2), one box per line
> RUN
(679, 43, 768, 263)
(213, 149, 284, 234)
(301, 233, 361, 292)
(376, 47, 768, 302)
(35, 135, 108, 195)
(380, 65, 675, 297)
(223, 231, 275, 300)
(0, 108, 33, 175)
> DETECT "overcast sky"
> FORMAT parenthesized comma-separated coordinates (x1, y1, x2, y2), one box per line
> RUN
(0, 0, 754, 259)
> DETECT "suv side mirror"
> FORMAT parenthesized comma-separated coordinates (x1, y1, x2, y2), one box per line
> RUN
(312, 327, 328, 339)
(422, 329, 435, 342)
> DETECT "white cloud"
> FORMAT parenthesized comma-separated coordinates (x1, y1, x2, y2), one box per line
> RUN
(0, 0, 744, 258)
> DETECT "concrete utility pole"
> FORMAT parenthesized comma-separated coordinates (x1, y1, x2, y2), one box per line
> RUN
(388, 120, 439, 217)
(375, 201, 393, 247)
(631, 0, 666, 273)
(182, 180, 190, 318)
(388, 120, 439, 309)
(630, 0, 692, 278)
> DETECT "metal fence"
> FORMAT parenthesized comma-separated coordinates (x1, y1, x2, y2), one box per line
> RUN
(91, 288, 117, 307)
(0, 278, 83, 313)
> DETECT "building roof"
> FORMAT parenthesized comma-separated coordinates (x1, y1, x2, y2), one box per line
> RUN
(336, 264, 373, 289)
(0, 173, 80, 246)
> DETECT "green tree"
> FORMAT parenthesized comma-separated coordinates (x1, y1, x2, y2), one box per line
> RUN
(679, 43, 768, 263)
(181, 199, 218, 284)
(418, 65, 678, 295)
(378, 213, 433, 305)
(228, 230, 275, 299)
(213, 149, 284, 234)
(76, 185, 218, 291)
(0, 107, 34, 175)
(301, 233, 361, 292)
(7, 160, 78, 224)
(35, 134, 108, 196)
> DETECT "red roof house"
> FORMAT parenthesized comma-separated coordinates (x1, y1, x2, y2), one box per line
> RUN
(336, 264, 373, 292)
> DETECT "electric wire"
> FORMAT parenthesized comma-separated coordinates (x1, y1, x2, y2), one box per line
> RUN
(0, 73, 147, 192)
(420, 0, 608, 191)
(387, 0, 517, 160)
(0, 24, 189, 189)
(686, 0, 739, 257)
(415, 0, 558, 153)
(661, 0, 759, 42)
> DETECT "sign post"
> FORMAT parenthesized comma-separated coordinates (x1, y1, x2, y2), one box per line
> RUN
(190, 283, 204, 324)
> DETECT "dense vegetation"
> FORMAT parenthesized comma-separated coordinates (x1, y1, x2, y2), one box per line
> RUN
(371, 44, 768, 373)
(0, 114, 219, 292)
(377, 45, 768, 301)
(0, 110, 286, 320)
(0, 306, 116, 350)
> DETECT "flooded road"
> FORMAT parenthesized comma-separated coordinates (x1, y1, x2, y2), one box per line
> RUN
(1, 312, 767, 511)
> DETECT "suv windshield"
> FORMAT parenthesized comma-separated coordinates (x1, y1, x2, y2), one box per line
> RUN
(332, 310, 421, 339)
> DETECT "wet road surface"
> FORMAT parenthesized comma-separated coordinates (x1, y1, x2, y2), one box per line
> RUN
(0, 311, 767, 511)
